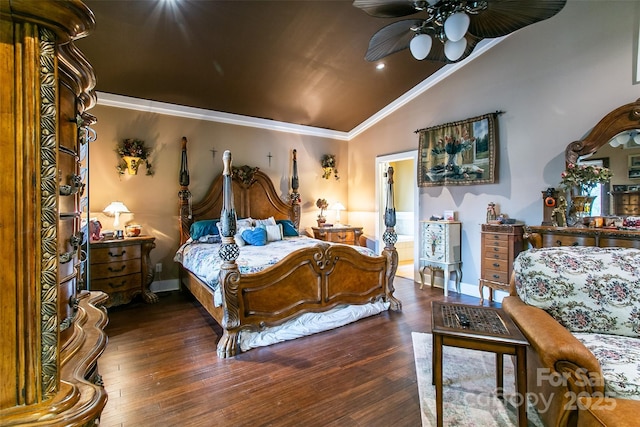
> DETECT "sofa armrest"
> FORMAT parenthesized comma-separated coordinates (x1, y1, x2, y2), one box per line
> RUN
(503, 296, 605, 395)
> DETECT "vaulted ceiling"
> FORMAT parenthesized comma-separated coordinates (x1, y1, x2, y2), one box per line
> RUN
(76, 0, 449, 133)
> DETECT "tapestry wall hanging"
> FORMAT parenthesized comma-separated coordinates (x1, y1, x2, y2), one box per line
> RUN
(417, 112, 499, 187)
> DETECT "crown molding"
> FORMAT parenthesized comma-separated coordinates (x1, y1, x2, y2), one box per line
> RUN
(96, 37, 505, 142)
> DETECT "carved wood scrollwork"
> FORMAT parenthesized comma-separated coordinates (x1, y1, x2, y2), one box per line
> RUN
(565, 98, 640, 164)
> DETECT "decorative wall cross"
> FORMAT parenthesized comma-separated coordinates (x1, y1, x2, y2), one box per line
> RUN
(210, 147, 217, 158)
(267, 152, 272, 167)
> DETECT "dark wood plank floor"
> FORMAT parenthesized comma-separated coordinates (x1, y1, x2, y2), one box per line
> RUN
(99, 276, 493, 427)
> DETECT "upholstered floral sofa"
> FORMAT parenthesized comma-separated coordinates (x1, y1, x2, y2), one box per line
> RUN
(502, 246, 640, 427)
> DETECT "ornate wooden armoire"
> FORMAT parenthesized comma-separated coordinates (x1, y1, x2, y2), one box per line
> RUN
(0, 1, 108, 425)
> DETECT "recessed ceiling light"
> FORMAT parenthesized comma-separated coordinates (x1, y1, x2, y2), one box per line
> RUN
(376, 63, 385, 70)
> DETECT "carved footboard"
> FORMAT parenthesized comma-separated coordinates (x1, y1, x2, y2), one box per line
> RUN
(217, 242, 400, 357)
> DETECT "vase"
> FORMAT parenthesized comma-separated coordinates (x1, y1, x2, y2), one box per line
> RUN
(122, 156, 141, 175)
(570, 195, 595, 227)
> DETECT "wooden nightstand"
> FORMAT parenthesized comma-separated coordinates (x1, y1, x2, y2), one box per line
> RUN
(312, 226, 363, 246)
(89, 236, 158, 307)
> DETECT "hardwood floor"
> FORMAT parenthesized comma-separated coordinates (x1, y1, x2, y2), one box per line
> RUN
(99, 277, 494, 427)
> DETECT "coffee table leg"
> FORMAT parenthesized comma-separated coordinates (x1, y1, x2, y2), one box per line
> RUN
(433, 333, 444, 427)
(496, 353, 504, 399)
(515, 345, 528, 427)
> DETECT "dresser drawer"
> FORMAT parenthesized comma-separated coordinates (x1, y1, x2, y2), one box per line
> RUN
(482, 269, 509, 284)
(542, 234, 596, 247)
(484, 245, 508, 257)
(92, 244, 141, 263)
(483, 257, 509, 272)
(91, 273, 141, 293)
(90, 259, 141, 279)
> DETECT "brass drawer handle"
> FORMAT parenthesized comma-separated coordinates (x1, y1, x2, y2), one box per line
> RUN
(108, 280, 127, 289)
(108, 265, 126, 273)
(492, 274, 501, 279)
(109, 249, 126, 258)
(337, 233, 346, 239)
(492, 262, 500, 267)
(493, 254, 500, 259)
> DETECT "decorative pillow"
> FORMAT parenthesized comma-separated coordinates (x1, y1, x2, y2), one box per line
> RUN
(197, 234, 221, 244)
(241, 227, 267, 246)
(255, 216, 276, 226)
(258, 224, 283, 242)
(276, 219, 299, 237)
(190, 219, 220, 240)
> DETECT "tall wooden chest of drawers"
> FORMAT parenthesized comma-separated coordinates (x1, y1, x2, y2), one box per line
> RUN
(479, 224, 524, 302)
(612, 191, 640, 215)
(90, 236, 158, 306)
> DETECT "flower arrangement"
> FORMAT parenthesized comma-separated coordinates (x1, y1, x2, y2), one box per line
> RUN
(320, 154, 339, 180)
(316, 198, 328, 220)
(560, 163, 612, 195)
(116, 138, 154, 175)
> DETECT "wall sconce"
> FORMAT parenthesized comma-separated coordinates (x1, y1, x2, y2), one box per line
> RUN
(103, 201, 131, 235)
(329, 201, 346, 226)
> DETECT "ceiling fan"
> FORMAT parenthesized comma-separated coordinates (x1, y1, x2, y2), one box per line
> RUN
(353, 0, 567, 63)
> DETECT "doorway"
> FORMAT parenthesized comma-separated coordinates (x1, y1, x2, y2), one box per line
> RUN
(376, 151, 419, 282)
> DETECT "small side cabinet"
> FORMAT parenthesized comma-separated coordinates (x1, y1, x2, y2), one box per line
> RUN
(479, 224, 524, 303)
(90, 236, 158, 306)
(419, 220, 462, 296)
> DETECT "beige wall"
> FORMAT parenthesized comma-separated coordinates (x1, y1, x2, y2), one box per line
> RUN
(347, 1, 640, 290)
(88, 108, 347, 281)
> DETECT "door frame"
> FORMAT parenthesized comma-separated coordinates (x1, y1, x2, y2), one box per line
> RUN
(375, 150, 419, 281)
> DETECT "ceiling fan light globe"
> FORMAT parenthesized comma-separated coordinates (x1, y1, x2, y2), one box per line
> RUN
(444, 38, 467, 61)
(426, 0, 439, 5)
(410, 34, 432, 60)
(444, 12, 470, 42)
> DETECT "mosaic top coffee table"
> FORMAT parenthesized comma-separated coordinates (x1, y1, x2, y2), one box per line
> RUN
(431, 301, 529, 427)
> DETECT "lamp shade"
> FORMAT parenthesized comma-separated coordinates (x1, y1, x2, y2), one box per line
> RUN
(444, 11, 470, 42)
(409, 34, 432, 60)
(329, 202, 346, 225)
(103, 201, 130, 228)
(444, 37, 467, 61)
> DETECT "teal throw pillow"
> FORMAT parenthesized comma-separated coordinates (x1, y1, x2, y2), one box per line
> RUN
(241, 227, 267, 246)
(190, 219, 220, 240)
(276, 219, 299, 237)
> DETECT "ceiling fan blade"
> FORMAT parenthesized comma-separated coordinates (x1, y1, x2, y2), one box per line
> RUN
(424, 34, 482, 64)
(468, 0, 567, 39)
(353, 0, 420, 18)
(364, 19, 423, 61)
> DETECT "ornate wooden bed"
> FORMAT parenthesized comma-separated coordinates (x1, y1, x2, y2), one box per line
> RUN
(177, 137, 401, 358)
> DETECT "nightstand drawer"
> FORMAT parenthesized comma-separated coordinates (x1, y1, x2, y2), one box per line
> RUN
(91, 273, 141, 293)
(484, 245, 508, 256)
(92, 244, 141, 263)
(328, 230, 355, 244)
(485, 233, 509, 243)
(90, 259, 141, 279)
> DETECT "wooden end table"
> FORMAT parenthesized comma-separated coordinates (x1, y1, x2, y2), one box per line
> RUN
(431, 301, 529, 427)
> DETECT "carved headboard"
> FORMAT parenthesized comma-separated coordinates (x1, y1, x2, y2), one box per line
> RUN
(178, 138, 301, 244)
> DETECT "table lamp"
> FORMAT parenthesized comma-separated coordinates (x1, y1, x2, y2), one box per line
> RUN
(330, 202, 346, 226)
(103, 201, 130, 236)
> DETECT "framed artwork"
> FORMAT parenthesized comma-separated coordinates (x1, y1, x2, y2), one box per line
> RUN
(629, 154, 640, 168)
(417, 112, 498, 187)
(629, 169, 640, 180)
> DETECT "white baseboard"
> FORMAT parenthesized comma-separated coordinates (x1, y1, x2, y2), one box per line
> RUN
(150, 279, 180, 293)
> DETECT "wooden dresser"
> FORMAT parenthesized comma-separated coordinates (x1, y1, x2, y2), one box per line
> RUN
(479, 224, 524, 303)
(419, 220, 462, 296)
(524, 225, 640, 249)
(0, 1, 108, 425)
(90, 236, 158, 306)
(312, 226, 363, 246)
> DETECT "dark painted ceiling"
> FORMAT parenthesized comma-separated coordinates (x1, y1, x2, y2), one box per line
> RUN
(76, 0, 446, 133)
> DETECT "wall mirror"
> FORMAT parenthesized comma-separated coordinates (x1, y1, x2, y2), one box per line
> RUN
(565, 99, 640, 217)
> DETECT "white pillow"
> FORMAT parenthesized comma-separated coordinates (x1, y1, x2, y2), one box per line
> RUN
(260, 224, 283, 242)
(255, 216, 276, 226)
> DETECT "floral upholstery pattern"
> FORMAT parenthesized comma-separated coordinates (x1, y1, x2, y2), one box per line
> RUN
(514, 247, 640, 337)
(574, 333, 640, 400)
